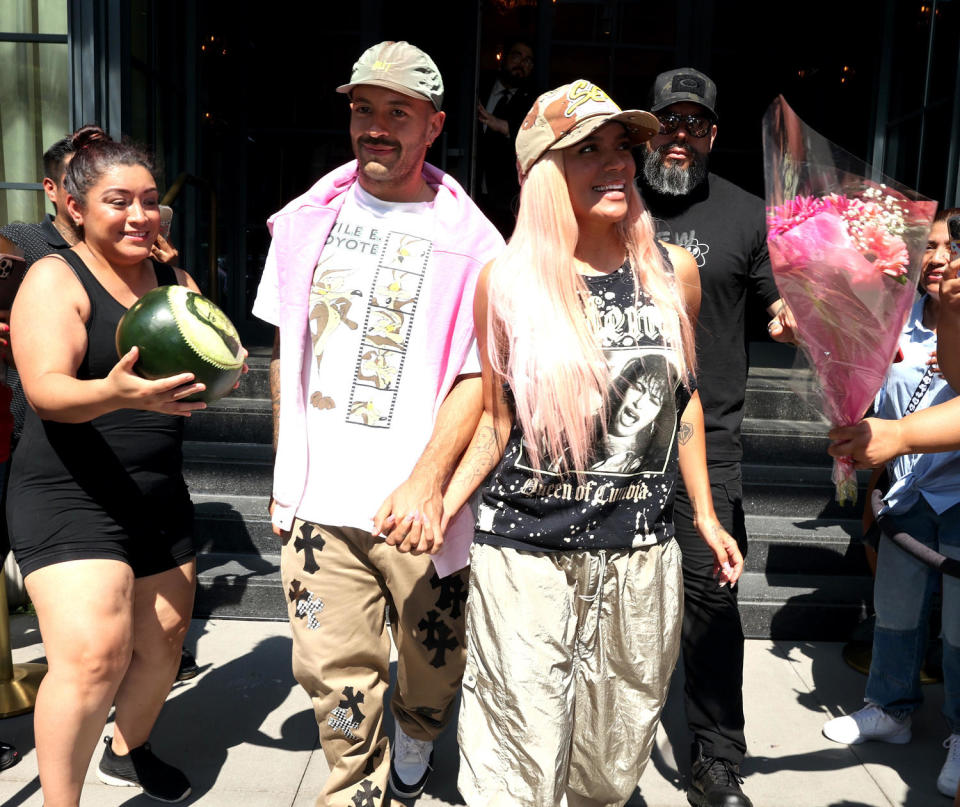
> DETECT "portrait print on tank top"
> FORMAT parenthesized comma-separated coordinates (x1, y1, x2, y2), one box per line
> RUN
(477, 265, 687, 552)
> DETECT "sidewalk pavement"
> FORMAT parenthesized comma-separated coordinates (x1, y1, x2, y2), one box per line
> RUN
(0, 613, 951, 806)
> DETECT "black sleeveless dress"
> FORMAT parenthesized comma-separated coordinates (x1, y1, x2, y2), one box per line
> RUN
(7, 250, 195, 578)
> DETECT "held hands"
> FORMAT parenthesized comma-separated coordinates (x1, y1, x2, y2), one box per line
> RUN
(696, 516, 744, 587)
(372, 469, 445, 555)
(108, 346, 207, 416)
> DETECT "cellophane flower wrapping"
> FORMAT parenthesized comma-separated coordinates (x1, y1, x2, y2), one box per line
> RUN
(762, 96, 937, 505)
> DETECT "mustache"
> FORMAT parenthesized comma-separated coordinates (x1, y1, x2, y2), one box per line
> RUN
(655, 139, 690, 156)
(359, 136, 401, 150)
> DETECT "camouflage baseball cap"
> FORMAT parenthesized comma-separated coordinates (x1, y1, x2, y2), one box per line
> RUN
(515, 80, 659, 179)
(649, 68, 717, 119)
(336, 41, 444, 111)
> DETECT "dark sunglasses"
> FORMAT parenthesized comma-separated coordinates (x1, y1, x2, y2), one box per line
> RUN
(656, 112, 714, 138)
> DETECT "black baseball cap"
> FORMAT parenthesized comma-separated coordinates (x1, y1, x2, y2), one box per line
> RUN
(649, 68, 718, 120)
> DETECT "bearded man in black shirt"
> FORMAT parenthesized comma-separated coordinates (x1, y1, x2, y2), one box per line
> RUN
(637, 68, 795, 807)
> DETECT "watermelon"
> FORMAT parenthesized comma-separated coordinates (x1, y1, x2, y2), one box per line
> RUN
(116, 285, 244, 403)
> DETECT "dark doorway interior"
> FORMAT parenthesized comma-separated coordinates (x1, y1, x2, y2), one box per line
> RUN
(185, 0, 957, 347)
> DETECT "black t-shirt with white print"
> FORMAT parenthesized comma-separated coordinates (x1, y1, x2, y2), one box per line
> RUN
(475, 261, 692, 553)
(639, 173, 780, 463)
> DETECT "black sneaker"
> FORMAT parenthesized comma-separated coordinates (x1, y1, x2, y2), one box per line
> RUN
(687, 744, 752, 807)
(176, 649, 200, 682)
(97, 736, 191, 803)
(0, 741, 20, 772)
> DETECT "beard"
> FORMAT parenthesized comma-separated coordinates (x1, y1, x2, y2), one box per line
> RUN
(642, 142, 708, 196)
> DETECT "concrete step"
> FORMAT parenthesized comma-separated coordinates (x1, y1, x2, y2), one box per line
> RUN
(233, 353, 271, 398)
(194, 551, 285, 620)
(744, 366, 823, 422)
(193, 493, 275, 556)
(742, 515, 868, 576)
(183, 441, 273, 496)
(184, 396, 272, 444)
(741, 417, 834, 466)
(741, 463, 870, 522)
(737, 572, 873, 640)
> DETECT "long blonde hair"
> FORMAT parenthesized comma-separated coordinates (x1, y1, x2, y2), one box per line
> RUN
(486, 150, 696, 474)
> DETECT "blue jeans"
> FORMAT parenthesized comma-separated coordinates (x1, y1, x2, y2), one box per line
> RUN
(866, 496, 960, 732)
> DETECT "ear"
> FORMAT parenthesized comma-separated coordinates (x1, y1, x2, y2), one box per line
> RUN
(42, 177, 58, 206)
(426, 110, 446, 148)
(708, 123, 718, 151)
(65, 193, 84, 227)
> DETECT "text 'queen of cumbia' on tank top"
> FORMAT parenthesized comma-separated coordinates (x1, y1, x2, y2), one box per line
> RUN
(475, 258, 693, 553)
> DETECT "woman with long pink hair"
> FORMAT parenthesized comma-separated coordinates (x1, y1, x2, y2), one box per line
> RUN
(440, 81, 745, 805)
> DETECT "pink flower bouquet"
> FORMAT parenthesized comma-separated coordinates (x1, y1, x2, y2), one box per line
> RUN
(763, 96, 937, 504)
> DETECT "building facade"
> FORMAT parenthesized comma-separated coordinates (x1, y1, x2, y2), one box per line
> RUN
(2, 0, 958, 344)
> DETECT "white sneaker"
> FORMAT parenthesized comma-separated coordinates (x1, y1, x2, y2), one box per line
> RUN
(388, 725, 434, 799)
(822, 704, 912, 745)
(938, 733, 960, 797)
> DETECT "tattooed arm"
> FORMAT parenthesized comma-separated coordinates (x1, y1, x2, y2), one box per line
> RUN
(677, 392, 744, 586)
(440, 262, 512, 535)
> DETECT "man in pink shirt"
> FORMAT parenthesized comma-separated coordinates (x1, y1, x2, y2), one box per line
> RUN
(253, 41, 502, 807)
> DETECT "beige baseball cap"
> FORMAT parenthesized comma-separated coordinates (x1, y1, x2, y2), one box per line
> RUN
(336, 41, 444, 111)
(515, 79, 659, 178)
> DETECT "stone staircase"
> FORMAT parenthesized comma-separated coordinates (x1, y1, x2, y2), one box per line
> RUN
(739, 349, 872, 640)
(185, 349, 282, 620)
(185, 345, 875, 639)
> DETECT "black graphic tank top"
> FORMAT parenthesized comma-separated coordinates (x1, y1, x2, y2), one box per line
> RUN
(475, 260, 692, 552)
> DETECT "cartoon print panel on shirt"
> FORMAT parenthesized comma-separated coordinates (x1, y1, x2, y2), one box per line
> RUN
(308, 257, 363, 411)
(356, 346, 402, 390)
(347, 230, 432, 429)
(364, 308, 410, 348)
(371, 267, 420, 310)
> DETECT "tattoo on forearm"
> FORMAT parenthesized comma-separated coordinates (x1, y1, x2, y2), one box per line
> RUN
(449, 425, 502, 491)
(678, 420, 694, 445)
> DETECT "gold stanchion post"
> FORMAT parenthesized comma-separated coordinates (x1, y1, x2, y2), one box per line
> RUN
(0, 570, 45, 717)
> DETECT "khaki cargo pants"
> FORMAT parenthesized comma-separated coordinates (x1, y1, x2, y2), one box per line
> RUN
(458, 540, 683, 807)
(281, 518, 468, 807)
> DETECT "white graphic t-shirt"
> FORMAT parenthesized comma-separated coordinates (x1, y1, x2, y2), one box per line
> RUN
(296, 183, 463, 526)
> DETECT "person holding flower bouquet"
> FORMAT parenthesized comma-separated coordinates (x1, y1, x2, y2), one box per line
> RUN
(822, 209, 960, 799)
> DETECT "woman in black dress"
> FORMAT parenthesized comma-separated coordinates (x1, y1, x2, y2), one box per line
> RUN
(8, 126, 205, 806)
